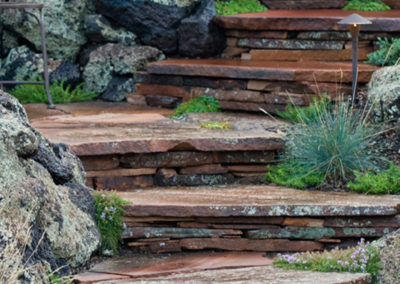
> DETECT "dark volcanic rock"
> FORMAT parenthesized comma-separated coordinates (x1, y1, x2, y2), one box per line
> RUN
(178, 0, 225, 58)
(101, 77, 134, 102)
(95, 0, 198, 54)
(49, 61, 82, 88)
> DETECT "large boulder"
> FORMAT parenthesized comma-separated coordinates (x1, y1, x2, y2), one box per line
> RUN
(178, 0, 225, 58)
(0, 91, 100, 282)
(83, 43, 164, 99)
(0, 0, 91, 60)
(371, 229, 400, 284)
(368, 65, 400, 122)
(95, 0, 200, 54)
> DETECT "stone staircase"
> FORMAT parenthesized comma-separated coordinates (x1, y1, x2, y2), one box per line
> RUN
(129, 10, 400, 112)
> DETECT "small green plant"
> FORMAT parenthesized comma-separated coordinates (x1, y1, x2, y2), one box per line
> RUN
(275, 239, 381, 283)
(280, 101, 380, 185)
(276, 96, 331, 124)
(265, 161, 324, 189)
(367, 37, 400, 66)
(343, 0, 390, 11)
(200, 121, 233, 130)
(10, 78, 98, 104)
(347, 163, 400, 194)
(93, 191, 131, 255)
(215, 0, 267, 15)
(171, 96, 221, 117)
(48, 273, 72, 284)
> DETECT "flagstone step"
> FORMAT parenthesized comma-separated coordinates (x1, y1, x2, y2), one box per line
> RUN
(118, 185, 400, 253)
(146, 59, 377, 83)
(215, 10, 400, 32)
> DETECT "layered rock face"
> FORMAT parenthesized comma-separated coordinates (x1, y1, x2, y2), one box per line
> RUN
(0, 91, 100, 282)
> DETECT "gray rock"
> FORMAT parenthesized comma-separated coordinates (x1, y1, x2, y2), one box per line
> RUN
(101, 77, 134, 102)
(95, 0, 199, 54)
(83, 43, 163, 94)
(0, 27, 20, 58)
(49, 61, 82, 88)
(371, 229, 400, 284)
(368, 65, 400, 122)
(84, 14, 137, 46)
(0, 0, 90, 60)
(0, 91, 100, 282)
(178, 0, 225, 58)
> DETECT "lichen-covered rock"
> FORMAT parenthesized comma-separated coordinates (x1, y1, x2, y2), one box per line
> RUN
(95, 0, 199, 54)
(0, 91, 100, 282)
(0, 46, 44, 82)
(83, 43, 163, 94)
(84, 14, 137, 46)
(178, 0, 225, 58)
(368, 65, 400, 122)
(0, 0, 90, 60)
(49, 61, 82, 88)
(371, 229, 400, 284)
(101, 77, 134, 102)
(0, 27, 20, 58)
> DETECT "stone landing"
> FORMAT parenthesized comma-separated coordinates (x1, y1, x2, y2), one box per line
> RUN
(120, 185, 400, 253)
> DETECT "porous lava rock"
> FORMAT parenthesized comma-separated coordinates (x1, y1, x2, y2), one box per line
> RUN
(94, 0, 199, 54)
(0, 91, 100, 282)
(371, 229, 400, 284)
(0, 0, 91, 60)
(178, 0, 225, 58)
(83, 43, 163, 96)
(368, 65, 400, 122)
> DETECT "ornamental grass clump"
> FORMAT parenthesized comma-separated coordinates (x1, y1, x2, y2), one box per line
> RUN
(281, 100, 380, 186)
(93, 191, 131, 255)
(274, 238, 381, 283)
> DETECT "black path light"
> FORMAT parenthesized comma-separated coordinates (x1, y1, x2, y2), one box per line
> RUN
(338, 14, 372, 103)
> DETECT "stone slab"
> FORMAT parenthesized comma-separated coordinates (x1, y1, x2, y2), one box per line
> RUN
(31, 109, 285, 156)
(324, 215, 400, 228)
(86, 168, 156, 178)
(238, 39, 344, 50)
(283, 217, 325, 227)
(80, 155, 120, 171)
(180, 164, 228, 175)
(219, 101, 286, 113)
(261, 0, 348, 9)
(119, 185, 400, 217)
(147, 59, 377, 83)
(154, 172, 235, 187)
(180, 238, 323, 252)
(115, 265, 371, 284)
(123, 227, 242, 239)
(95, 176, 153, 190)
(177, 222, 279, 230)
(213, 151, 275, 164)
(225, 30, 288, 39)
(249, 49, 371, 62)
(73, 271, 130, 284)
(215, 10, 400, 32)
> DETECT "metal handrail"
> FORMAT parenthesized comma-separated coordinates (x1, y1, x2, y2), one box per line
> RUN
(0, 3, 55, 109)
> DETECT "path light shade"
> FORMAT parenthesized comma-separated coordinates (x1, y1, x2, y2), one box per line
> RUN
(338, 14, 372, 103)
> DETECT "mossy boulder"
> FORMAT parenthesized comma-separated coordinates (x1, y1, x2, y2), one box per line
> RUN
(0, 91, 100, 282)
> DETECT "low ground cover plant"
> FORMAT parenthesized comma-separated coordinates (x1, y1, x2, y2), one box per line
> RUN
(347, 163, 400, 194)
(215, 0, 267, 15)
(367, 37, 400, 66)
(10, 78, 98, 104)
(93, 191, 131, 255)
(200, 121, 233, 130)
(268, 99, 382, 188)
(171, 96, 221, 117)
(343, 0, 390, 11)
(274, 239, 381, 283)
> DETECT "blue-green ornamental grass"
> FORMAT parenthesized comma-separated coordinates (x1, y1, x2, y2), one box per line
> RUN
(274, 239, 381, 283)
(93, 191, 131, 255)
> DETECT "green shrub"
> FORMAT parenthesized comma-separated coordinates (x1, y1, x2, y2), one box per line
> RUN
(367, 37, 400, 66)
(276, 96, 331, 124)
(200, 121, 233, 130)
(274, 239, 381, 283)
(283, 101, 380, 185)
(347, 163, 400, 194)
(93, 191, 131, 255)
(10, 78, 98, 104)
(265, 161, 324, 189)
(216, 0, 267, 15)
(343, 0, 390, 11)
(171, 96, 221, 117)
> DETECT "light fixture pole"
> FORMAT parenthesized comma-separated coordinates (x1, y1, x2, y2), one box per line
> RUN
(338, 14, 372, 104)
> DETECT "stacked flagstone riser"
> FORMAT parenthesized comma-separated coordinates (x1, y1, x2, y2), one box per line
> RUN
(222, 31, 400, 61)
(128, 72, 353, 113)
(122, 215, 400, 253)
(82, 150, 277, 190)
